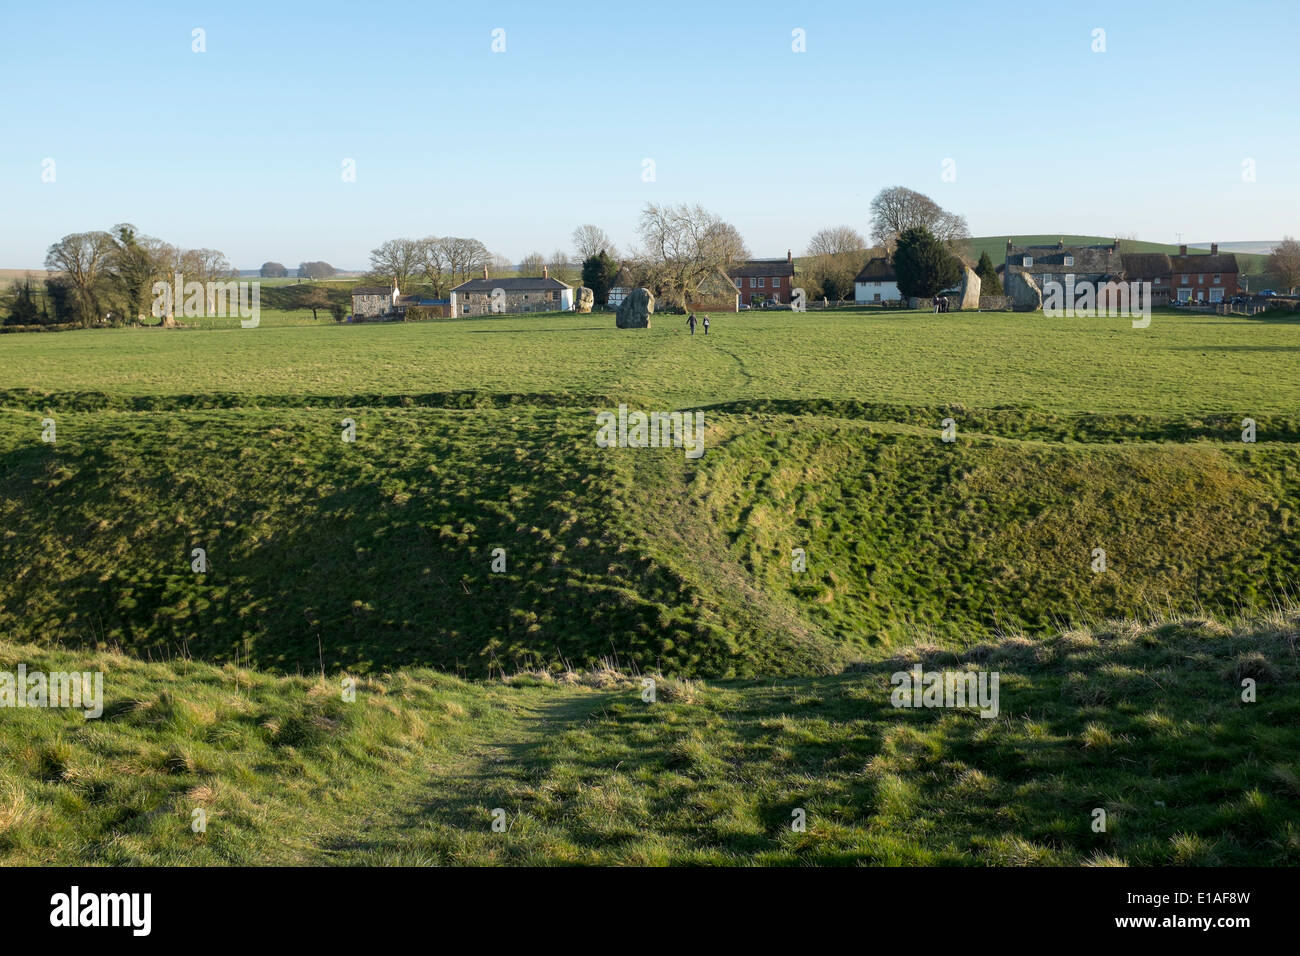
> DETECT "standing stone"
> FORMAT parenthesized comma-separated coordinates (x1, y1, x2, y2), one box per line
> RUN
(616, 287, 654, 328)
(575, 286, 594, 313)
(957, 267, 981, 310)
(1006, 272, 1043, 311)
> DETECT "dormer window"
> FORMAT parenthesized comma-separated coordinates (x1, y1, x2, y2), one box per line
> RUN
(1022, 257, 1033, 267)
(1063, 256, 1074, 266)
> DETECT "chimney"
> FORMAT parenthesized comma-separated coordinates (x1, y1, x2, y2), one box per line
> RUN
(483, 264, 489, 279)
(787, 249, 793, 264)
(543, 265, 549, 279)
(1211, 242, 1219, 255)
(1058, 238, 1064, 249)
(1179, 244, 1187, 256)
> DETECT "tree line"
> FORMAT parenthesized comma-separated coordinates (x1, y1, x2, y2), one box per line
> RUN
(6, 225, 236, 328)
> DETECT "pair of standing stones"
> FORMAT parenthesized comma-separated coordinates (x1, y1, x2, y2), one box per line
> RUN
(572, 284, 653, 327)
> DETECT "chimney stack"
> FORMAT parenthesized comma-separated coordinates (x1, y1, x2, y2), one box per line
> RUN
(1058, 238, 1064, 249)
(543, 265, 549, 279)
(787, 249, 792, 264)
(1210, 242, 1219, 255)
(1179, 245, 1187, 256)
(483, 264, 489, 279)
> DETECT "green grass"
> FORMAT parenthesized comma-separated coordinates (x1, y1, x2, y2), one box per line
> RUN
(2, 305, 1298, 864)
(3, 306, 1300, 414)
(2, 608, 1295, 865)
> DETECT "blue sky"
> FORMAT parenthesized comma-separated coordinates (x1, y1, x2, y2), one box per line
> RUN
(2, 0, 1296, 269)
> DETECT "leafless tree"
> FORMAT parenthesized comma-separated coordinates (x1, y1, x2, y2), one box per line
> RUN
(44, 231, 114, 326)
(869, 186, 970, 253)
(636, 202, 750, 309)
(518, 251, 546, 276)
(369, 238, 422, 289)
(803, 226, 872, 301)
(572, 224, 618, 261)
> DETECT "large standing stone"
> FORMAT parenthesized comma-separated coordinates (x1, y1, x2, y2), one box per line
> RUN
(956, 267, 981, 310)
(575, 286, 594, 313)
(1006, 272, 1043, 311)
(616, 287, 653, 328)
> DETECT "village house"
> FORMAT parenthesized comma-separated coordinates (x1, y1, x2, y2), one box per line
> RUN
(350, 281, 437, 320)
(1168, 244, 1239, 303)
(1003, 239, 1125, 292)
(853, 257, 901, 304)
(728, 252, 796, 306)
(607, 264, 636, 309)
(1119, 253, 1173, 305)
(450, 266, 574, 317)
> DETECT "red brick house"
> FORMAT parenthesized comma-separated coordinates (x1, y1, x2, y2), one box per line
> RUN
(728, 251, 796, 305)
(1168, 244, 1239, 303)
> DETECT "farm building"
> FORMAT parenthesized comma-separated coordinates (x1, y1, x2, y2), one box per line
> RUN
(854, 257, 901, 304)
(450, 267, 574, 317)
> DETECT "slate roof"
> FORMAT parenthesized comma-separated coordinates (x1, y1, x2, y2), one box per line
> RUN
(1169, 253, 1239, 274)
(451, 276, 571, 293)
(728, 258, 795, 279)
(1005, 244, 1122, 275)
(351, 285, 393, 296)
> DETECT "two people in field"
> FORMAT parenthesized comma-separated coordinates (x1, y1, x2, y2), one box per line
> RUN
(687, 313, 710, 335)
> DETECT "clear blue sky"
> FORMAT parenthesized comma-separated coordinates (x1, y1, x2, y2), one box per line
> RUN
(2, 0, 1296, 269)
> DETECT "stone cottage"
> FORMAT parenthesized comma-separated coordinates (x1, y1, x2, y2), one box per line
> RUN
(450, 266, 574, 317)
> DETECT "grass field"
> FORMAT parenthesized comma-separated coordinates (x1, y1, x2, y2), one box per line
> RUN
(1, 304, 1297, 864)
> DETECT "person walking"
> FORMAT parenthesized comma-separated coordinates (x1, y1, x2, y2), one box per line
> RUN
(687, 313, 697, 335)
(702, 315, 710, 335)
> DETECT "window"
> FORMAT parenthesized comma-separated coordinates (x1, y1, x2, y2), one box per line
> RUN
(1154, 277, 1162, 285)
(734, 278, 742, 289)
(757, 277, 765, 288)
(1181, 275, 1189, 284)
(1063, 256, 1074, 266)
(1023, 257, 1033, 267)
(1198, 275, 1204, 284)
(771, 277, 781, 288)
(1213, 274, 1221, 284)
(750, 278, 757, 288)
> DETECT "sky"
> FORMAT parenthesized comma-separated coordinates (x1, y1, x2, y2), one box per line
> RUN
(2, 0, 1297, 270)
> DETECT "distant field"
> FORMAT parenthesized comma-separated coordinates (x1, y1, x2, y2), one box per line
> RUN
(3, 306, 1299, 415)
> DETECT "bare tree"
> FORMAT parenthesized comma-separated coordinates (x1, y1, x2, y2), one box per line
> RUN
(803, 226, 871, 301)
(807, 225, 867, 258)
(572, 224, 618, 261)
(518, 252, 546, 276)
(437, 237, 490, 282)
(44, 231, 113, 326)
(548, 248, 578, 284)
(1269, 236, 1300, 294)
(636, 202, 749, 309)
(869, 186, 969, 253)
(369, 238, 422, 289)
